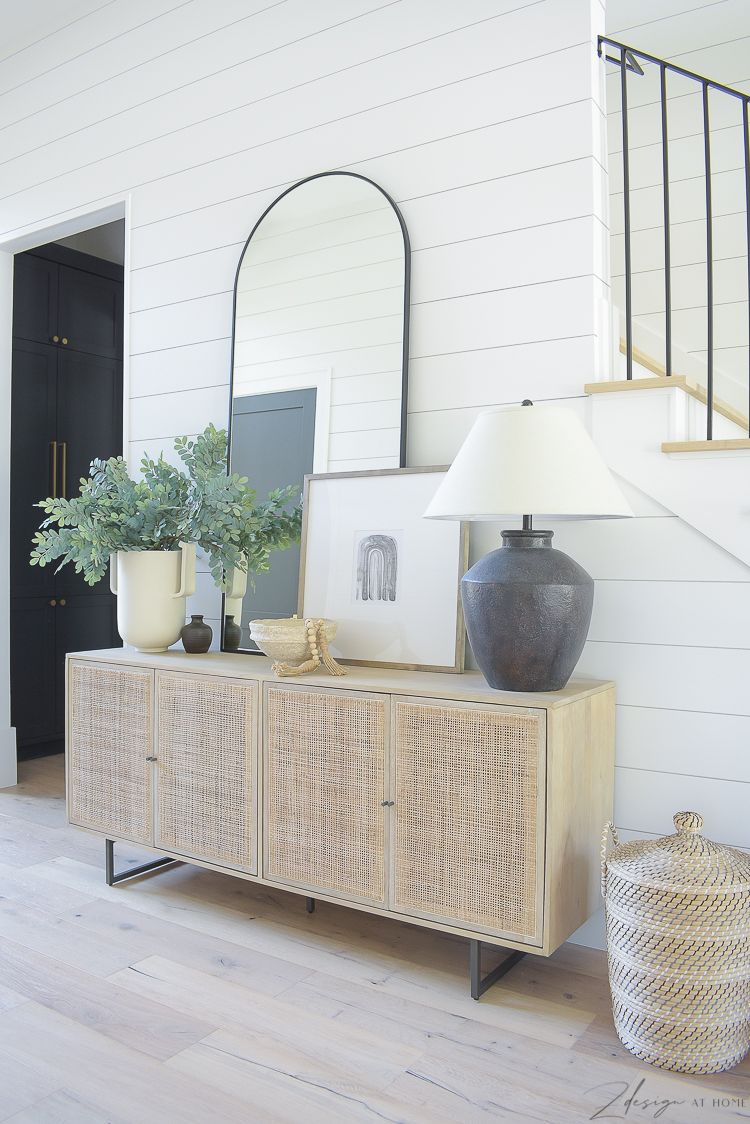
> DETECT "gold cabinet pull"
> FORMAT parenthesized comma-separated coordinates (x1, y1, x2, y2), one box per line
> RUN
(49, 441, 57, 497)
(52, 335, 59, 343)
(59, 599, 66, 606)
(49, 599, 56, 606)
(61, 338, 68, 345)
(59, 442, 67, 499)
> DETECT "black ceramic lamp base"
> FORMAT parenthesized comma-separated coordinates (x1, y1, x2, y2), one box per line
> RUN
(461, 530, 594, 692)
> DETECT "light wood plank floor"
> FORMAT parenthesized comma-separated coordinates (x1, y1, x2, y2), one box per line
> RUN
(0, 756, 748, 1123)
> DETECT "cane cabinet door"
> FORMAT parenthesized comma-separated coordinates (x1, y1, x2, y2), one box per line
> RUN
(391, 695, 547, 945)
(67, 661, 153, 844)
(155, 673, 258, 873)
(264, 683, 388, 905)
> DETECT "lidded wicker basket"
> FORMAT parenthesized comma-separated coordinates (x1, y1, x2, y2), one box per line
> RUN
(601, 812, 750, 1074)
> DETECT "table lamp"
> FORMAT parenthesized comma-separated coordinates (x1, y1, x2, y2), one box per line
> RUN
(423, 401, 633, 691)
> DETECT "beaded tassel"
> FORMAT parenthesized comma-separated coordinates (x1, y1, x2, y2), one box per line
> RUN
(272, 619, 348, 677)
(315, 618, 347, 676)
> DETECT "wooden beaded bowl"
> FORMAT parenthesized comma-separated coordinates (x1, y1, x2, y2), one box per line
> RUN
(249, 617, 338, 665)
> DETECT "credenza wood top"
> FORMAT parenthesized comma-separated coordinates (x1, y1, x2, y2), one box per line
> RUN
(67, 648, 614, 710)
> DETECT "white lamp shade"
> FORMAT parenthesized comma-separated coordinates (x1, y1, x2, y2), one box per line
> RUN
(424, 404, 634, 520)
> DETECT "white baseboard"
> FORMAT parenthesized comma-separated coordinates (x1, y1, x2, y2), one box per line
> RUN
(0, 727, 16, 788)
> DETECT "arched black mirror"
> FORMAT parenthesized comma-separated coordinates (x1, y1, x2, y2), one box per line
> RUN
(224, 171, 410, 652)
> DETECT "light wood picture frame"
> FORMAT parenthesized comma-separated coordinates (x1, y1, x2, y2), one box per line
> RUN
(297, 466, 469, 673)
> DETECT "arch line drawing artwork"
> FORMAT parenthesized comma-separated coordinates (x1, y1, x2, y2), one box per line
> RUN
(297, 466, 468, 672)
(356, 533, 399, 602)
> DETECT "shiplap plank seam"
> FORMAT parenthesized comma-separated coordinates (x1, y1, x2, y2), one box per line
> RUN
(617, 703, 750, 715)
(616, 764, 750, 782)
(130, 212, 600, 275)
(586, 638, 750, 652)
(133, 151, 601, 235)
(129, 272, 600, 320)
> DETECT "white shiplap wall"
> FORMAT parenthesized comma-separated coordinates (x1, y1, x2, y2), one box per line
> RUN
(0, 0, 610, 688)
(4, 0, 746, 958)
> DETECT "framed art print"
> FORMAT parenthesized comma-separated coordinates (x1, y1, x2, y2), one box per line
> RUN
(298, 466, 468, 672)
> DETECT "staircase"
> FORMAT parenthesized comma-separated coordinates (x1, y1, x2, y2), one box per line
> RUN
(588, 330, 749, 450)
(598, 37, 750, 449)
(583, 40, 750, 566)
(586, 378, 750, 566)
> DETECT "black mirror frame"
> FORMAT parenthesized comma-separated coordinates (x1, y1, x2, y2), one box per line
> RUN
(222, 170, 411, 653)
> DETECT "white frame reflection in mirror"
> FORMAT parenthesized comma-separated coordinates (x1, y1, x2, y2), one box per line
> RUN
(224, 171, 411, 654)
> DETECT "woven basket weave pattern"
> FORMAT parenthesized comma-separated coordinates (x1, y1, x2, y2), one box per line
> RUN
(266, 687, 386, 901)
(612, 1005, 749, 1072)
(393, 700, 539, 936)
(602, 814, 750, 1074)
(69, 664, 152, 842)
(156, 675, 254, 871)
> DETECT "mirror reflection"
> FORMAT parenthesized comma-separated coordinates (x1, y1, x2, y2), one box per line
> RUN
(226, 171, 410, 652)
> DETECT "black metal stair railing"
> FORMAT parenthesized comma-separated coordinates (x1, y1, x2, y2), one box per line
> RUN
(599, 36, 750, 440)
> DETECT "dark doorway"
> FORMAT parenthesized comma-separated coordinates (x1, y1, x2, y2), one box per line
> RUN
(11, 241, 124, 761)
(229, 388, 316, 650)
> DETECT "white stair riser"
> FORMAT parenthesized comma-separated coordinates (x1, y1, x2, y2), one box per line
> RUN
(588, 386, 750, 567)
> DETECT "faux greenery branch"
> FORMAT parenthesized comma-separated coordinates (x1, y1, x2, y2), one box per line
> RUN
(30, 424, 302, 591)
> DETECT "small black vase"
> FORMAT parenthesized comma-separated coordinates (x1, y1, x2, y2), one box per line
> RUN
(223, 614, 242, 651)
(461, 530, 594, 692)
(181, 614, 213, 654)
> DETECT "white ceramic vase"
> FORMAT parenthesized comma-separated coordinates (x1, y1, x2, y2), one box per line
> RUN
(224, 565, 248, 624)
(110, 544, 196, 652)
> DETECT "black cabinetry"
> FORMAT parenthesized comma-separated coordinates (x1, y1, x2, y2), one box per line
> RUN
(11, 243, 123, 759)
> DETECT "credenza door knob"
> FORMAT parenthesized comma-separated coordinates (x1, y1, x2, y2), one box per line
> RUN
(381, 800, 394, 807)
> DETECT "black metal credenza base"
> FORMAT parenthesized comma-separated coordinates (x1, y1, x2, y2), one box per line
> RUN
(303, 903, 526, 999)
(102, 847, 525, 998)
(104, 838, 180, 886)
(470, 940, 526, 1000)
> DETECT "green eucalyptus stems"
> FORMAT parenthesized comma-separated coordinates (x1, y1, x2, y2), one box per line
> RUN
(30, 424, 302, 592)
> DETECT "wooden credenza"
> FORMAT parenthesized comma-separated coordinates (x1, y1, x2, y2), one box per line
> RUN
(66, 649, 614, 957)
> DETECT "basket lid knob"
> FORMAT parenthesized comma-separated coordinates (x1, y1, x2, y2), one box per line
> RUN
(673, 811, 704, 834)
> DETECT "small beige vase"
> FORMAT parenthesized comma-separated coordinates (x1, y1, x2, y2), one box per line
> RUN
(110, 544, 196, 652)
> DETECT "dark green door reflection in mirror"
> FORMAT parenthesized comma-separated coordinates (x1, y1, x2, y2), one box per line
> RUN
(228, 389, 315, 650)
